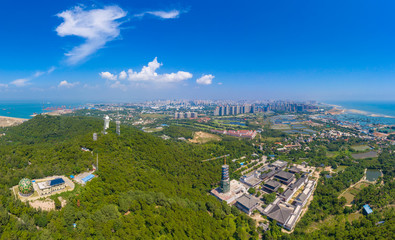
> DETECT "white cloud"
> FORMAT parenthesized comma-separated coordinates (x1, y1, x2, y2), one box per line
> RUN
(47, 66, 56, 74)
(196, 74, 214, 85)
(100, 58, 193, 85)
(56, 5, 127, 65)
(136, 10, 181, 19)
(0, 83, 8, 88)
(11, 79, 30, 87)
(100, 71, 118, 81)
(119, 70, 127, 80)
(33, 66, 56, 77)
(59, 80, 79, 88)
(127, 57, 192, 83)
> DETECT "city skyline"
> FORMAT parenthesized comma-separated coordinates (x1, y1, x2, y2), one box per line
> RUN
(1, 1, 395, 101)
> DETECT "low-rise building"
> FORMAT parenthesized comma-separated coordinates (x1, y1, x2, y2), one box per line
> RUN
(362, 204, 373, 215)
(288, 166, 302, 174)
(37, 178, 66, 196)
(262, 179, 281, 193)
(274, 171, 294, 185)
(235, 194, 261, 215)
(259, 168, 277, 181)
(271, 160, 287, 170)
(295, 180, 315, 206)
(240, 171, 263, 187)
(263, 199, 303, 231)
(211, 180, 247, 204)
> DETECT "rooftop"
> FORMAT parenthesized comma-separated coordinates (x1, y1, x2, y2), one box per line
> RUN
(281, 188, 294, 200)
(288, 166, 301, 173)
(49, 178, 65, 186)
(291, 176, 308, 190)
(271, 160, 287, 169)
(266, 202, 294, 225)
(275, 171, 294, 181)
(263, 179, 282, 189)
(236, 194, 260, 210)
(211, 180, 247, 203)
(363, 204, 373, 214)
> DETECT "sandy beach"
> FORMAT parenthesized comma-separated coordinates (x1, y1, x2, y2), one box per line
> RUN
(0, 116, 28, 127)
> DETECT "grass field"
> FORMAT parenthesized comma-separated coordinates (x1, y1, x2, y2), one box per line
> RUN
(326, 151, 337, 157)
(340, 181, 371, 205)
(343, 192, 355, 205)
(351, 145, 371, 152)
(333, 165, 348, 173)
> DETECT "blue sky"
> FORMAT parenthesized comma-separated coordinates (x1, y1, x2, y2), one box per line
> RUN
(1, 0, 395, 102)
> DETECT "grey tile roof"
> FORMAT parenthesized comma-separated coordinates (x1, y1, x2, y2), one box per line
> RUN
(288, 166, 301, 173)
(266, 204, 293, 225)
(296, 193, 308, 203)
(264, 179, 281, 189)
(275, 171, 294, 180)
(281, 188, 294, 199)
(236, 194, 260, 209)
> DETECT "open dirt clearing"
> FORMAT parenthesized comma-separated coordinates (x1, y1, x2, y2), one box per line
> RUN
(189, 131, 221, 144)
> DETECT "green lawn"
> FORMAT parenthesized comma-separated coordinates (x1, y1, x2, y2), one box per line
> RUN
(351, 145, 371, 152)
(333, 165, 348, 173)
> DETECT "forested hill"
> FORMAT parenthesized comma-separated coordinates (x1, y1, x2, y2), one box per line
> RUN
(0, 115, 259, 239)
(2, 115, 102, 143)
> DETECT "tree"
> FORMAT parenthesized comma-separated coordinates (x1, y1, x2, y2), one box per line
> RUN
(54, 198, 62, 210)
(248, 187, 256, 195)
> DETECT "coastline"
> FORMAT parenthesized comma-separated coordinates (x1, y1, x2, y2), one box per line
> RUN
(322, 102, 395, 119)
(0, 116, 28, 127)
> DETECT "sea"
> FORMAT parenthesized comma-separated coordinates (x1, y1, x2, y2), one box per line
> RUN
(325, 101, 395, 126)
(0, 102, 85, 119)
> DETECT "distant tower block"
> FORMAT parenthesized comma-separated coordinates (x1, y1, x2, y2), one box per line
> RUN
(104, 115, 110, 132)
(116, 119, 120, 136)
(221, 164, 230, 193)
(93, 133, 98, 141)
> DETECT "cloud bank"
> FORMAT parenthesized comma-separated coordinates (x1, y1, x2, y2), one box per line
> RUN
(56, 6, 127, 65)
(196, 74, 214, 85)
(100, 58, 193, 89)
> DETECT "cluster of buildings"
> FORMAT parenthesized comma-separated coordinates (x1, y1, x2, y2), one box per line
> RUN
(211, 129, 257, 139)
(15, 176, 71, 200)
(211, 159, 317, 231)
(257, 101, 318, 113)
(174, 111, 198, 119)
(214, 104, 256, 116)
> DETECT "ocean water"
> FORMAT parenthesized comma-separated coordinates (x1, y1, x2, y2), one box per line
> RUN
(0, 102, 84, 119)
(328, 101, 395, 117)
(325, 101, 395, 126)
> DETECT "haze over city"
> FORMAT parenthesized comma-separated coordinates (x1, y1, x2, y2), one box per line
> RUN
(1, 1, 395, 102)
